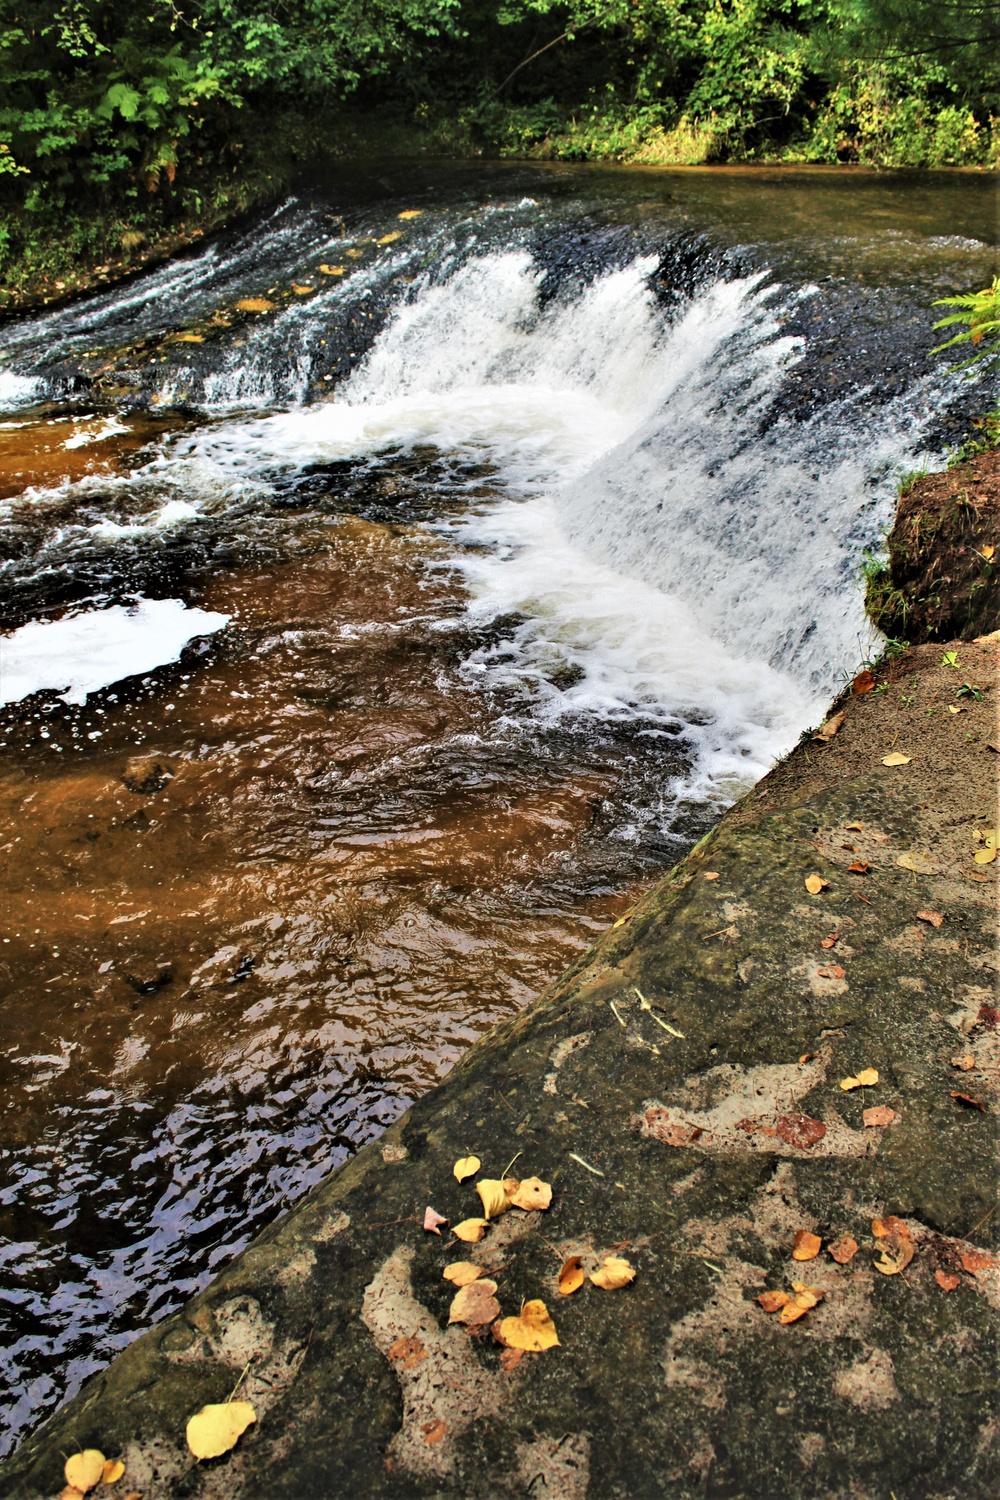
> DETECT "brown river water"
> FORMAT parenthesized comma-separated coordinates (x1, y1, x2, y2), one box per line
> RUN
(0, 163, 996, 1451)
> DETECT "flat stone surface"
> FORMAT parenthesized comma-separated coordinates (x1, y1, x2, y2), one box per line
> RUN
(3, 636, 997, 1500)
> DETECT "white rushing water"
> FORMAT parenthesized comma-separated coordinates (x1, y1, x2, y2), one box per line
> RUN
(143, 247, 939, 802)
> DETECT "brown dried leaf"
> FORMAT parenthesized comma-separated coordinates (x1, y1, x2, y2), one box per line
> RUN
(443, 1262, 483, 1287)
(448, 1279, 500, 1329)
(960, 1249, 996, 1273)
(452, 1218, 489, 1243)
(703, 871, 720, 881)
(453, 1155, 481, 1183)
(852, 669, 876, 694)
(499, 1346, 524, 1371)
(863, 1105, 897, 1127)
(476, 1179, 510, 1219)
(508, 1176, 552, 1212)
(820, 932, 839, 949)
(186, 1401, 256, 1460)
(840, 1068, 879, 1090)
(101, 1459, 125, 1484)
(935, 1270, 961, 1292)
(828, 1235, 858, 1265)
(916, 909, 944, 928)
(423, 1420, 447, 1445)
(951, 1055, 976, 1071)
(881, 751, 912, 766)
(495, 1299, 560, 1351)
(815, 709, 846, 742)
(817, 964, 845, 979)
(775, 1114, 827, 1150)
(590, 1256, 636, 1289)
(779, 1283, 825, 1323)
(951, 1091, 986, 1110)
(804, 873, 829, 894)
(848, 860, 870, 873)
(872, 1218, 914, 1276)
(758, 1290, 792, 1312)
(423, 1206, 448, 1235)
(64, 1453, 106, 1494)
(558, 1256, 585, 1295)
(387, 1335, 427, 1369)
(792, 1230, 822, 1262)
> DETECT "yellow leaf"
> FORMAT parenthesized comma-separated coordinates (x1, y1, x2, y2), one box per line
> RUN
(495, 1299, 560, 1351)
(378, 231, 403, 244)
(476, 1179, 510, 1219)
(896, 852, 935, 873)
(398, 210, 423, 219)
(973, 845, 997, 864)
(840, 1068, 878, 1090)
(443, 1261, 483, 1286)
(804, 873, 829, 894)
(65, 1452, 106, 1493)
(791, 1230, 822, 1261)
(448, 1279, 499, 1328)
(558, 1256, 585, 1295)
(291, 284, 315, 295)
(319, 264, 345, 275)
(101, 1459, 126, 1484)
(346, 248, 363, 258)
(453, 1155, 481, 1182)
(881, 752, 911, 766)
(174, 333, 204, 343)
(235, 298, 274, 313)
(452, 1217, 489, 1243)
(507, 1176, 552, 1211)
(980, 544, 995, 560)
(186, 1401, 257, 1460)
(779, 1283, 825, 1322)
(590, 1255, 636, 1289)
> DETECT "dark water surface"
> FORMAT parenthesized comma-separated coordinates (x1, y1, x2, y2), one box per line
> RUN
(0, 163, 996, 1452)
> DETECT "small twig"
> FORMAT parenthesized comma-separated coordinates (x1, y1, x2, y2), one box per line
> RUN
(500, 1149, 523, 1181)
(963, 1204, 997, 1239)
(568, 1152, 605, 1177)
(227, 1358, 253, 1403)
(495, 1090, 518, 1116)
(609, 998, 628, 1029)
(853, 892, 873, 905)
(632, 987, 685, 1037)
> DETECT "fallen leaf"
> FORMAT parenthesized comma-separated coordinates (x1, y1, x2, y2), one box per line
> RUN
(980, 543, 995, 559)
(935, 1270, 961, 1291)
(779, 1283, 826, 1323)
(896, 852, 935, 873)
(495, 1298, 560, 1351)
(853, 669, 876, 694)
(291, 284, 315, 295)
(798, 1052, 817, 1064)
(973, 845, 997, 864)
(558, 1256, 585, 1295)
(319, 264, 345, 275)
(805, 873, 829, 894)
(947, 704, 966, 715)
(499, 1346, 524, 1371)
(814, 709, 846, 742)
(612, 910, 633, 926)
(916, 909, 944, 927)
(423, 1206, 447, 1234)
(443, 1261, 484, 1286)
(235, 297, 274, 313)
(863, 1105, 897, 1127)
(817, 964, 845, 979)
(453, 1155, 481, 1183)
(776, 1114, 827, 1150)
(186, 1401, 257, 1460)
(398, 209, 423, 220)
(174, 332, 204, 343)
(848, 861, 870, 873)
(476, 1179, 511, 1219)
(703, 870, 720, 880)
(388, 1335, 427, 1369)
(792, 1230, 822, 1261)
(845, 821, 865, 831)
(65, 1452, 106, 1493)
(840, 1068, 879, 1090)
(423, 1419, 447, 1445)
(820, 932, 839, 949)
(951, 1055, 976, 1071)
(960, 1249, 996, 1273)
(346, 248, 363, 258)
(60, 1489, 85, 1500)
(449, 1279, 500, 1329)
(590, 1255, 636, 1289)
(950, 1091, 986, 1111)
(378, 231, 403, 244)
(758, 1290, 792, 1312)
(828, 1235, 858, 1265)
(452, 1217, 489, 1243)
(872, 1218, 914, 1276)
(881, 751, 912, 766)
(508, 1176, 552, 1212)
(101, 1459, 125, 1484)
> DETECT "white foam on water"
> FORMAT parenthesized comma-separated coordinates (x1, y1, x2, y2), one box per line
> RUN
(0, 599, 230, 706)
(0, 370, 42, 409)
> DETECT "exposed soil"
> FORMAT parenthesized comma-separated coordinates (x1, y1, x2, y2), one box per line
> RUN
(868, 447, 1000, 643)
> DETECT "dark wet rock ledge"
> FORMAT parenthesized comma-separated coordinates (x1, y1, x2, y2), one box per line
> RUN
(2, 635, 998, 1500)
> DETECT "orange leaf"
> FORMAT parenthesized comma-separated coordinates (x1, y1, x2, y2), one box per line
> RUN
(804, 873, 829, 894)
(494, 1299, 559, 1351)
(817, 964, 845, 979)
(951, 1091, 986, 1111)
(960, 1249, 996, 1273)
(703, 871, 720, 881)
(848, 861, 870, 873)
(508, 1176, 552, 1212)
(558, 1256, 585, 1295)
(775, 1114, 826, 1150)
(852, 669, 876, 694)
(388, 1335, 427, 1369)
(792, 1230, 822, 1262)
(828, 1235, 858, 1265)
(820, 932, 839, 949)
(916, 909, 944, 928)
(863, 1106, 897, 1127)
(102, 1459, 126, 1484)
(499, 1346, 524, 1371)
(423, 1420, 447, 1445)
(758, 1290, 792, 1312)
(935, 1270, 961, 1292)
(590, 1255, 636, 1289)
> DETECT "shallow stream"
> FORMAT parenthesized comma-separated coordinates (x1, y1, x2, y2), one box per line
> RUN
(0, 162, 995, 1451)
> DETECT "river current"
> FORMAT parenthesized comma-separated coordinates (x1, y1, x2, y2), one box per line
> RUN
(0, 163, 995, 1452)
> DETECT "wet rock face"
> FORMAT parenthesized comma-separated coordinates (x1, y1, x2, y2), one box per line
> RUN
(2, 637, 997, 1499)
(868, 448, 1000, 642)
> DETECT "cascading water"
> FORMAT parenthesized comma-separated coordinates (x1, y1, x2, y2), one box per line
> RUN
(0, 167, 993, 1455)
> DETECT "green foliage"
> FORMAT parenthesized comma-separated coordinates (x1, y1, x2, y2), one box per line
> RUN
(933, 278, 1000, 374)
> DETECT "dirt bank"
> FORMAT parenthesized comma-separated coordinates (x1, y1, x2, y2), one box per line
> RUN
(1, 626, 996, 1500)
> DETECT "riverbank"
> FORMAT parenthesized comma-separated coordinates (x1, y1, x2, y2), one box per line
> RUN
(3, 612, 996, 1497)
